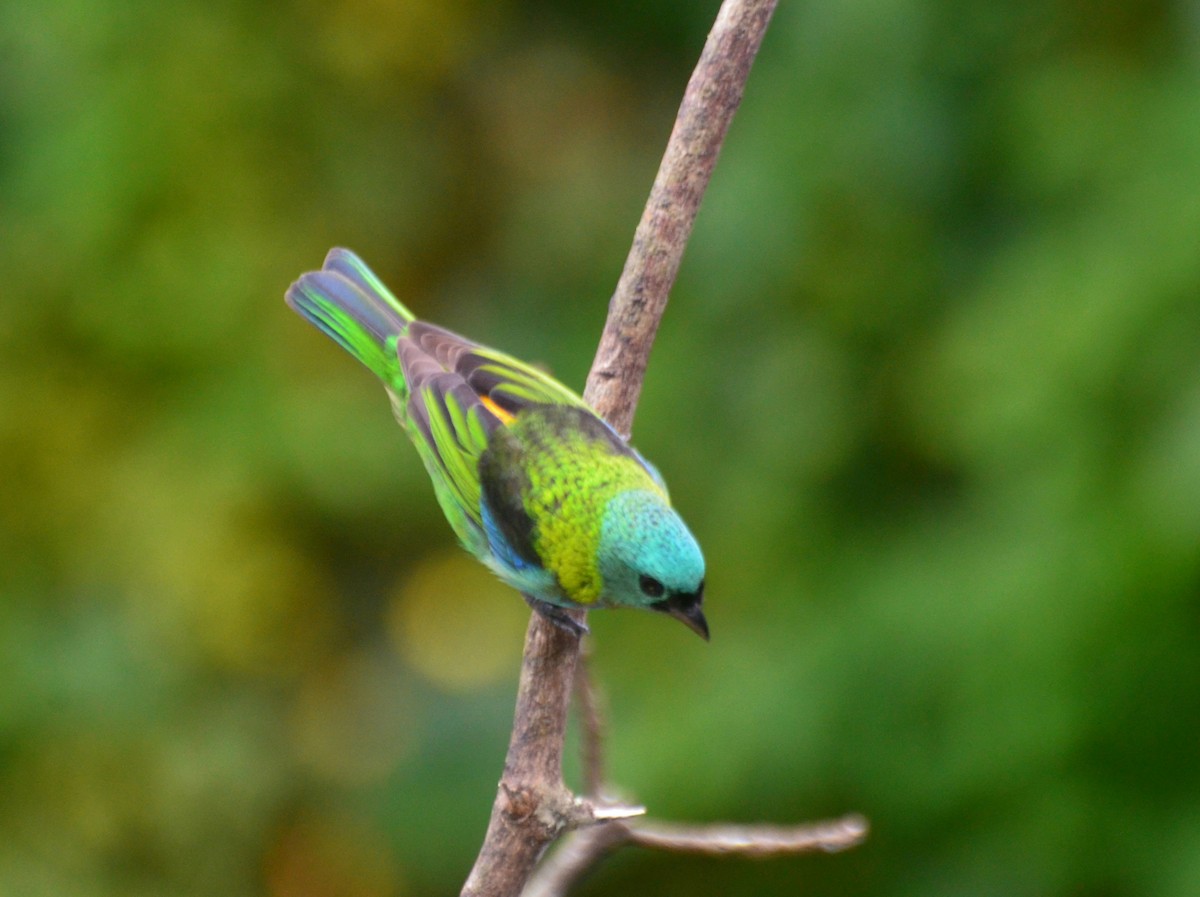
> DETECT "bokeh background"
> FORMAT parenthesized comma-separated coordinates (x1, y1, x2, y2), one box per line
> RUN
(3, 0, 1200, 895)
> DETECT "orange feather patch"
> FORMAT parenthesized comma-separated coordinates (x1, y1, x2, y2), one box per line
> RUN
(480, 395, 516, 425)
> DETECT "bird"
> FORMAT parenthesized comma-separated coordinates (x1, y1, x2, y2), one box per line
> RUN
(285, 248, 708, 639)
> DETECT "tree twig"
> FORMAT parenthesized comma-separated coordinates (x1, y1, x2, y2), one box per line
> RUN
(524, 816, 870, 897)
(586, 0, 778, 438)
(573, 641, 608, 798)
(460, 620, 587, 897)
(626, 815, 870, 856)
(520, 823, 630, 897)
(461, 2, 781, 895)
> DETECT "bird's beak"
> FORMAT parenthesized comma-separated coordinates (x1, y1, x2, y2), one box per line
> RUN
(673, 604, 710, 641)
(652, 589, 709, 641)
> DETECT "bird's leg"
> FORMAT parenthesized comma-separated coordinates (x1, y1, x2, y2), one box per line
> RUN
(522, 593, 589, 637)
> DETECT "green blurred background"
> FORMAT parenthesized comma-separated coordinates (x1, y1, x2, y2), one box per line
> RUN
(3, 0, 1200, 895)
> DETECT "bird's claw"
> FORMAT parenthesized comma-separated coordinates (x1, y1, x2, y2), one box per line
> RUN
(522, 594, 589, 637)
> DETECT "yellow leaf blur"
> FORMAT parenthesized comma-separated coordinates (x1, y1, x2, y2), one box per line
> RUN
(388, 551, 528, 692)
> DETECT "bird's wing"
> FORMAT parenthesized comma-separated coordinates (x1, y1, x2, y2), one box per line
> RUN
(398, 354, 496, 538)
(396, 323, 588, 541)
(404, 322, 591, 419)
(434, 333, 669, 494)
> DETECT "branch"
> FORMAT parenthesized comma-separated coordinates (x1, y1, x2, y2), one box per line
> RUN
(524, 816, 870, 897)
(627, 815, 869, 856)
(461, 2, 779, 895)
(586, 0, 778, 436)
(460, 620, 586, 897)
(573, 642, 608, 798)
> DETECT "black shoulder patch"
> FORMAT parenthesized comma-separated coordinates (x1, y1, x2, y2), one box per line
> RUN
(532, 405, 635, 458)
(478, 428, 541, 567)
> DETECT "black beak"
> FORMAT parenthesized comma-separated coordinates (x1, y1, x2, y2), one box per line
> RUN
(651, 586, 709, 641)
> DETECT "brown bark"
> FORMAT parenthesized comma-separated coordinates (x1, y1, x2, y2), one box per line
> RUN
(460, 3, 789, 895)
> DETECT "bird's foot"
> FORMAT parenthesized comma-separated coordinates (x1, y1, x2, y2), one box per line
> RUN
(522, 594, 589, 637)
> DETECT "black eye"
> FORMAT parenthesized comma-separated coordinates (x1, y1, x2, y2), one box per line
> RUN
(638, 575, 665, 598)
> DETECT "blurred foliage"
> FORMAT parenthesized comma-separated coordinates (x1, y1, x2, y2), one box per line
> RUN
(2, 0, 1199, 895)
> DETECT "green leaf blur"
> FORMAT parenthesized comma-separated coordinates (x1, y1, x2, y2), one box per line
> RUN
(2, 1, 1198, 895)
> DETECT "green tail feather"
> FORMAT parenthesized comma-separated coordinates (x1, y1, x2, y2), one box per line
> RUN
(285, 248, 415, 384)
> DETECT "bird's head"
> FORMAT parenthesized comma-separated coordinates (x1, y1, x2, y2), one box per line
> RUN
(597, 489, 707, 639)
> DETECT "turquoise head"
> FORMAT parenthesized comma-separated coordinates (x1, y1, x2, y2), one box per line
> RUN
(596, 489, 707, 638)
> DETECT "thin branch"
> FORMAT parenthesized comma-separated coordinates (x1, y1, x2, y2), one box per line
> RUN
(460, 619, 585, 897)
(525, 816, 870, 897)
(461, 2, 779, 895)
(587, 0, 779, 438)
(573, 641, 608, 797)
(627, 815, 870, 856)
(521, 824, 630, 897)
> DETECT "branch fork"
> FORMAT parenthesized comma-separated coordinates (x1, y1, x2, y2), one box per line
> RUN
(492, 781, 644, 841)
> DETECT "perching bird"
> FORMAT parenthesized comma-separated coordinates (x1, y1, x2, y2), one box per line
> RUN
(286, 248, 707, 639)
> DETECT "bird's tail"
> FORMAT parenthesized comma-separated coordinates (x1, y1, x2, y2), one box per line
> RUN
(285, 248, 416, 383)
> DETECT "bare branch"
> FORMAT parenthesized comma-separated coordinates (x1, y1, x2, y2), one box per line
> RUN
(461, 621, 587, 897)
(525, 816, 870, 897)
(462, 2, 780, 895)
(573, 641, 608, 797)
(521, 824, 629, 897)
(627, 814, 870, 856)
(587, 0, 779, 437)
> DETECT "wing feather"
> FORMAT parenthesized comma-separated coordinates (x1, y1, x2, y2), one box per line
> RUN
(392, 320, 595, 541)
(406, 322, 589, 413)
(291, 249, 615, 552)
